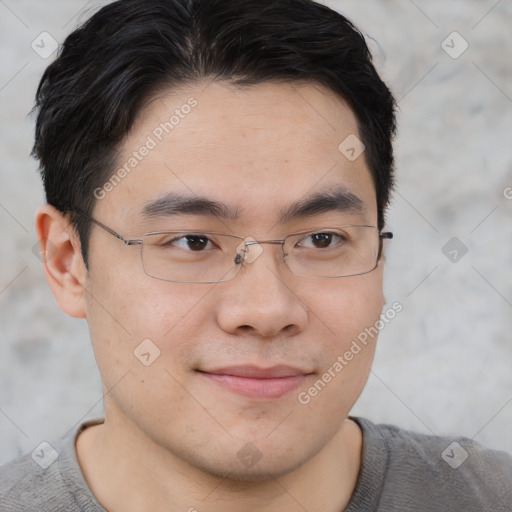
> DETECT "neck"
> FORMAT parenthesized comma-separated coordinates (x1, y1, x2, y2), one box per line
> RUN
(76, 412, 362, 512)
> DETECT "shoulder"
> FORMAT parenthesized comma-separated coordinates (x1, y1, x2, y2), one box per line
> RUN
(350, 417, 512, 511)
(367, 417, 512, 464)
(0, 420, 105, 512)
(0, 450, 70, 511)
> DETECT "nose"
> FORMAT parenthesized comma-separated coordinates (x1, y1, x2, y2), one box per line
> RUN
(215, 242, 308, 338)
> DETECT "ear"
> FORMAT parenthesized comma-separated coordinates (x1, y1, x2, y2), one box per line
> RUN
(34, 204, 87, 319)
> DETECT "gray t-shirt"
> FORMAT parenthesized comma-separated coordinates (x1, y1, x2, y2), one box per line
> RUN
(1, 417, 511, 511)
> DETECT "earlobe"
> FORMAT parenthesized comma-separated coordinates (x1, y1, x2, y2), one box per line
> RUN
(34, 204, 87, 319)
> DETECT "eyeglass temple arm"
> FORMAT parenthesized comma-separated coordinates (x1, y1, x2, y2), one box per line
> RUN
(64, 208, 140, 245)
(377, 231, 393, 261)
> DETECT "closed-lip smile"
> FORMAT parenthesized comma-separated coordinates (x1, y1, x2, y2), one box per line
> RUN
(197, 365, 312, 399)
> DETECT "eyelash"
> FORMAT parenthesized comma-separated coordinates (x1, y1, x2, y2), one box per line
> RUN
(159, 231, 347, 251)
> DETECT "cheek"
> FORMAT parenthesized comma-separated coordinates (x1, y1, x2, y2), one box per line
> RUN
(310, 270, 384, 344)
(84, 275, 216, 430)
(84, 259, 216, 389)
(294, 274, 384, 422)
(87, 258, 212, 337)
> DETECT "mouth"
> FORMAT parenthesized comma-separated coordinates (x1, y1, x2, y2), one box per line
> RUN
(196, 365, 312, 400)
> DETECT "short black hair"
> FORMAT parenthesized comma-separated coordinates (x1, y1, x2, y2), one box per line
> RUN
(32, 0, 397, 265)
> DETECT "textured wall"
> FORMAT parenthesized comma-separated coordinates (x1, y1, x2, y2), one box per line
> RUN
(0, 0, 511, 465)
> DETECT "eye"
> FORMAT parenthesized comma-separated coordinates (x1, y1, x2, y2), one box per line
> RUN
(298, 232, 345, 249)
(164, 234, 213, 251)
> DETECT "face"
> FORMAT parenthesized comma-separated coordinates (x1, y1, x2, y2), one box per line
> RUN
(83, 80, 385, 480)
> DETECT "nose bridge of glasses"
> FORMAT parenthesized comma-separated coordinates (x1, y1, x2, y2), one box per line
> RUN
(234, 237, 285, 265)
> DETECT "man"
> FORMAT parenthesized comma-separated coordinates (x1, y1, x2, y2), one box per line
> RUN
(1, 0, 511, 510)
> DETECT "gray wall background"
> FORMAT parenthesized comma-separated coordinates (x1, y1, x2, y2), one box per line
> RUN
(1, 0, 511, 465)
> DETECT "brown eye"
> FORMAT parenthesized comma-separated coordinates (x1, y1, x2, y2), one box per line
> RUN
(160, 234, 213, 251)
(310, 233, 333, 248)
(184, 235, 210, 251)
(298, 232, 343, 249)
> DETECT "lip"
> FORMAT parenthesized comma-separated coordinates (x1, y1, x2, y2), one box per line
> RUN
(197, 365, 311, 399)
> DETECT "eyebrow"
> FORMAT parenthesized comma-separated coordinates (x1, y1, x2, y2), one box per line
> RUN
(142, 193, 240, 220)
(278, 189, 366, 222)
(141, 188, 366, 223)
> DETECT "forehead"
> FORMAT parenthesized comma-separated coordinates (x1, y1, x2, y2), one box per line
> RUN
(95, 80, 377, 228)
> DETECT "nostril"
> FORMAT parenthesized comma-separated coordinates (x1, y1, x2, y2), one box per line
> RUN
(283, 324, 298, 334)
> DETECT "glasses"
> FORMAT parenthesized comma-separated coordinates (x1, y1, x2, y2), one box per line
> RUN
(70, 209, 393, 283)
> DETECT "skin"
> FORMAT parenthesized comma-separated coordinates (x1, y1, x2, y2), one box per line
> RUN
(35, 80, 388, 512)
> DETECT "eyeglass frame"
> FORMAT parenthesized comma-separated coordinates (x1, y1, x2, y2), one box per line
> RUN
(66, 208, 393, 282)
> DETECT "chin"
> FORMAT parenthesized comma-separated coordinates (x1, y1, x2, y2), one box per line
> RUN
(198, 456, 305, 484)
(182, 439, 321, 485)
